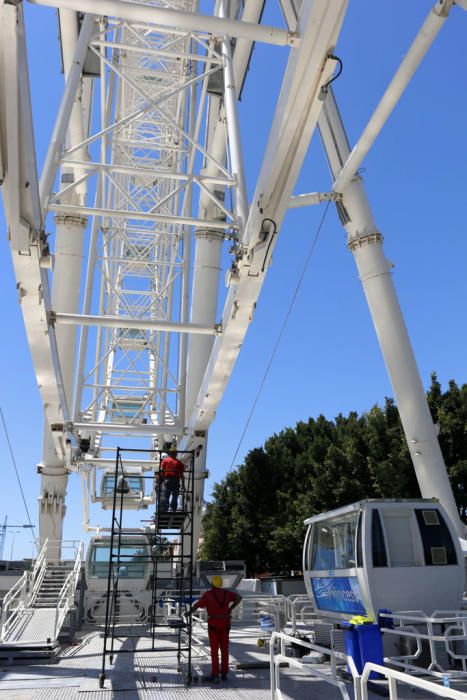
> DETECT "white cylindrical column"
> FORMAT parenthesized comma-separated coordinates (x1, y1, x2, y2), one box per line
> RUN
(52, 214, 88, 402)
(186, 229, 224, 418)
(38, 11, 91, 555)
(347, 213, 462, 537)
(186, 0, 250, 421)
(220, 1, 249, 230)
(39, 213, 87, 555)
(318, 89, 464, 537)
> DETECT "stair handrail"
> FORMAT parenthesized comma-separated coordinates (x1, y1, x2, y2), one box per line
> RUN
(28, 538, 49, 606)
(54, 540, 84, 640)
(0, 538, 49, 641)
(0, 570, 29, 641)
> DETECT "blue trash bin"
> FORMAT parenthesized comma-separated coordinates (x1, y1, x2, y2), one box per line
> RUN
(355, 623, 384, 679)
(341, 622, 363, 674)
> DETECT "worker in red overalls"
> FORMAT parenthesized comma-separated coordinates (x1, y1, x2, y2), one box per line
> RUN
(159, 449, 185, 512)
(189, 575, 242, 682)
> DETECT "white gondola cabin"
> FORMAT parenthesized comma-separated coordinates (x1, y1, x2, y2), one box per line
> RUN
(303, 500, 464, 619)
(95, 469, 154, 510)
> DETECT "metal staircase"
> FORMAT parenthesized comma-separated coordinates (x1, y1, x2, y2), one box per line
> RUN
(0, 540, 83, 662)
(33, 563, 74, 608)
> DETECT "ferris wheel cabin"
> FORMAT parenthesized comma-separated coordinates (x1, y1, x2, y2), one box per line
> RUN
(85, 535, 153, 592)
(303, 499, 464, 620)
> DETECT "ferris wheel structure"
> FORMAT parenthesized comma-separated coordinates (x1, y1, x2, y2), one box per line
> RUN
(0, 0, 465, 551)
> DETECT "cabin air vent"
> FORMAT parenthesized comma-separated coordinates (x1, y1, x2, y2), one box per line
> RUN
(423, 510, 440, 526)
(431, 547, 448, 565)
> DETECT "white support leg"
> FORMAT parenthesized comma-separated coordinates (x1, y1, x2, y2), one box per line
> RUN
(186, 0, 250, 419)
(183, 438, 208, 565)
(318, 88, 464, 537)
(38, 444, 68, 563)
(38, 12, 90, 552)
(186, 229, 224, 418)
(39, 214, 87, 553)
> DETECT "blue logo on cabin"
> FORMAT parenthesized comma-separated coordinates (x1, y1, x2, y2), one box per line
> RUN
(311, 576, 366, 615)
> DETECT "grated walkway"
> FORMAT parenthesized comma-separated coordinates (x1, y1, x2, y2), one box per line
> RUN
(0, 623, 464, 700)
(3, 609, 57, 644)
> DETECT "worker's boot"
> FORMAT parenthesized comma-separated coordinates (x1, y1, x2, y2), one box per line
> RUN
(203, 675, 219, 683)
(221, 672, 228, 681)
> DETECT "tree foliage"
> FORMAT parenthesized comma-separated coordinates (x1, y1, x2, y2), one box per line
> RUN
(200, 375, 467, 575)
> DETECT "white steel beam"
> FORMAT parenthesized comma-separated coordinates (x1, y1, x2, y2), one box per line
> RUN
(39, 13, 96, 213)
(186, 0, 349, 433)
(28, 0, 295, 46)
(73, 422, 184, 436)
(48, 203, 237, 230)
(332, 0, 452, 193)
(220, 0, 249, 230)
(0, 2, 72, 458)
(89, 39, 224, 64)
(59, 160, 234, 186)
(52, 312, 220, 335)
(289, 191, 342, 207)
(81, 458, 158, 467)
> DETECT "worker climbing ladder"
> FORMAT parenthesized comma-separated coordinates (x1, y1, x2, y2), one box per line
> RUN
(99, 448, 195, 687)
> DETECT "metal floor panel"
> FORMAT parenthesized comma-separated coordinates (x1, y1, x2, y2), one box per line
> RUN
(4, 609, 57, 644)
(0, 623, 458, 700)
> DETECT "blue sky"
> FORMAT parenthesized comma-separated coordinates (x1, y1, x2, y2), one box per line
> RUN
(1, 1, 466, 558)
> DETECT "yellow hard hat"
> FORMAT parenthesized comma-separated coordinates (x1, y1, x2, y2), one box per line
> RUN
(211, 575, 223, 589)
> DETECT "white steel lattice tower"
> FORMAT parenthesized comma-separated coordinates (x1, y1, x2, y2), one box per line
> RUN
(36, 0, 248, 539)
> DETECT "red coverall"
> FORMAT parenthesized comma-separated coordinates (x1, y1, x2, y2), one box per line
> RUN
(195, 588, 238, 676)
(159, 456, 184, 511)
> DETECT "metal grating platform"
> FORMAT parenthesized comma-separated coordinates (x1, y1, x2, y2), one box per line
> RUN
(1, 608, 58, 644)
(154, 512, 187, 530)
(0, 623, 465, 699)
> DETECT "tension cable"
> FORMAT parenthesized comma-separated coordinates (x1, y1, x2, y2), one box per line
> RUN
(227, 202, 331, 474)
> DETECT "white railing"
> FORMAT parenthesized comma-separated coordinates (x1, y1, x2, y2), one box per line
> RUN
(379, 610, 467, 675)
(187, 593, 289, 632)
(360, 662, 467, 700)
(28, 538, 49, 606)
(236, 594, 288, 632)
(0, 538, 49, 641)
(286, 594, 319, 634)
(32, 538, 82, 564)
(269, 630, 349, 700)
(0, 570, 30, 642)
(53, 540, 84, 640)
(269, 629, 467, 700)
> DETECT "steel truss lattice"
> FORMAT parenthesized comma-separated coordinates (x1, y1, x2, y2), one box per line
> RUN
(44, 6, 246, 468)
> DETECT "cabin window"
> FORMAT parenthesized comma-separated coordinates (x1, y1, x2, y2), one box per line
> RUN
(89, 542, 148, 579)
(371, 510, 387, 567)
(101, 475, 144, 497)
(311, 512, 360, 571)
(382, 511, 416, 566)
(415, 509, 457, 566)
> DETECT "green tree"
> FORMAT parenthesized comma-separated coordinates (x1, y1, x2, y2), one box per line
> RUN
(200, 377, 467, 574)
(428, 374, 467, 521)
